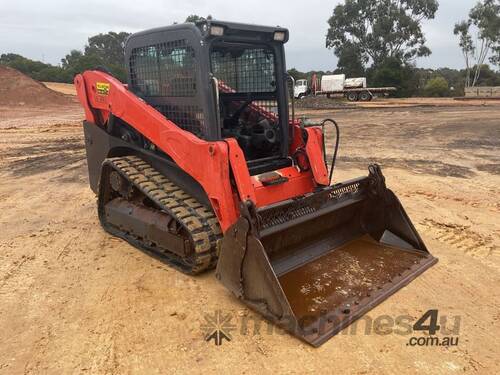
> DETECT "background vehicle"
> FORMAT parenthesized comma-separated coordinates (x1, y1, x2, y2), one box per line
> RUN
(294, 73, 396, 101)
(75, 19, 436, 346)
(294, 79, 310, 98)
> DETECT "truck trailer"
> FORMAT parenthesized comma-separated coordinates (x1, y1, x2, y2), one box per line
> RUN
(294, 74, 396, 101)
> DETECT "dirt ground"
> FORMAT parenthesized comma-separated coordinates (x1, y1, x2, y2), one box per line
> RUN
(0, 97, 499, 374)
(42, 82, 77, 96)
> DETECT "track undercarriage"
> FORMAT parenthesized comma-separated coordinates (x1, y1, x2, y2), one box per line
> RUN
(98, 156, 222, 274)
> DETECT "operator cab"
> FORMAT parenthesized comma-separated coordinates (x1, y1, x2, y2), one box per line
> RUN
(125, 19, 292, 175)
(211, 44, 281, 161)
(203, 20, 291, 173)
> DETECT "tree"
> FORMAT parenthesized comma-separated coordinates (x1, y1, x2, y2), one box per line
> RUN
(368, 57, 418, 97)
(287, 68, 306, 81)
(61, 52, 104, 77)
(423, 76, 449, 97)
(1, 30, 133, 83)
(0, 53, 69, 82)
(491, 46, 500, 68)
(185, 15, 206, 23)
(61, 32, 131, 82)
(1, 53, 48, 75)
(453, 21, 475, 87)
(326, 0, 439, 67)
(61, 49, 127, 82)
(334, 41, 366, 77)
(454, 0, 500, 87)
(84, 31, 130, 68)
(470, 0, 500, 70)
(471, 63, 500, 85)
(434, 67, 465, 95)
(61, 50, 84, 69)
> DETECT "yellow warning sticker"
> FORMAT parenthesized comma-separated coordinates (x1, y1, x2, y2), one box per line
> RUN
(96, 82, 110, 95)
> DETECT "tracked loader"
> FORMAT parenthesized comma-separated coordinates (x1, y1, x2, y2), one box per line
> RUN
(75, 19, 437, 346)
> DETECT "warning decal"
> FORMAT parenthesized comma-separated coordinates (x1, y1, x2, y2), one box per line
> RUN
(96, 82, 110, 96)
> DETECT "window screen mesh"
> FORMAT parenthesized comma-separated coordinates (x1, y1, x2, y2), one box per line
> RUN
(248, 100, 279, 122)
(211, 48, 276, 93)
(129, 40, 196, 97)
(154, 104, 205, 137)
(129, 39, 205, 137)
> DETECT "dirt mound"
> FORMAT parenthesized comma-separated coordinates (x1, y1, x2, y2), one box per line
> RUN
(0, 65, 74, 106)
(295, 96, 355, 109)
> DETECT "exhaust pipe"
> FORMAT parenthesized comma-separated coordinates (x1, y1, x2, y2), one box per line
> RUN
(216, 165, 437, 346)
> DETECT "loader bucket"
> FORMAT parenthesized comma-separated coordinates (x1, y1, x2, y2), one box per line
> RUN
(216, 165, 437, 347)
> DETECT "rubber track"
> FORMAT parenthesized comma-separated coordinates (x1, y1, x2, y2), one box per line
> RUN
(101, 155, 222, 274)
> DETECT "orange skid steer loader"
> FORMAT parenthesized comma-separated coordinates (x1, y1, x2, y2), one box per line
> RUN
(75, 19, 437, 346)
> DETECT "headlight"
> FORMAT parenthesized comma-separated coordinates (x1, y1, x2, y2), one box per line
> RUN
(273, 31, 286, 42)
(210, 25, 224, 36)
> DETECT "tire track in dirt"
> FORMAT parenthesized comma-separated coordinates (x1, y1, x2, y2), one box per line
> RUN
(1, 136, 85, 177)
(0, 254, 33, 290)
(420, 219, 497, 259)
(405, 190, 500, 212)
(23, 326, 54, 375)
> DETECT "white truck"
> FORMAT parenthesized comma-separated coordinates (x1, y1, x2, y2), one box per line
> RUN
(293, 79, 310, 99)
(294, 74, 396, 101)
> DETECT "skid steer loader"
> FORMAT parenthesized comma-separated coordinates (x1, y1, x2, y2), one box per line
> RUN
(75, 19, 437, 346)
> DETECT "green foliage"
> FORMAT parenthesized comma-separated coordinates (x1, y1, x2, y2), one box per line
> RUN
(491, 45, 500, 67)
(1, 53, 48, 76)
(334, 41, 366, 77)
(61, 52, 103, 76)
(84, 31, 131, 68)
(33, 66, 71, 83)
(0, 31, 130, 83)
(368, 57, 419, 97)
(0, 53, 69, 82)
(61, 48, 127, 82)
(287, 68, 307, 81)
(454, 0, 500, 86)
(287, 62, 500, 98)
(471, 64, 500, 85)
(453, 21, 475, 56)
(423, 76, 449, 97)
(469, 0, 500, 51)
(185, 15, 206, 23)
(326, 0, 439, 66)
(61, 50, 84, 69)
(431, 68, 464, 95)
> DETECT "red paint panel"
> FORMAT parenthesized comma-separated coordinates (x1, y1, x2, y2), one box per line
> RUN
(226, 138, 257, 203)
(304, 127, 329, 185)
(252, 167, 316, 207)
(75, 71, 239, 232)
(74, 75, 96, 124)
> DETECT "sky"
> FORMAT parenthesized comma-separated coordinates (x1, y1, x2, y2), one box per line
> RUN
(0, 0, 476, 71)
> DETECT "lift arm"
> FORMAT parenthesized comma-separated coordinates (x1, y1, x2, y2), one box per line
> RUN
(75, 70, 244, 231)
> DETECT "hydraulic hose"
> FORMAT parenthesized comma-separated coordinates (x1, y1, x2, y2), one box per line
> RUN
(301, 118, 340, 185)
(321, 119, 340, 185)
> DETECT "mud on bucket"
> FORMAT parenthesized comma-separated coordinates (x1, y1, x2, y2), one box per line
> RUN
(216, 165, 437, 347)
